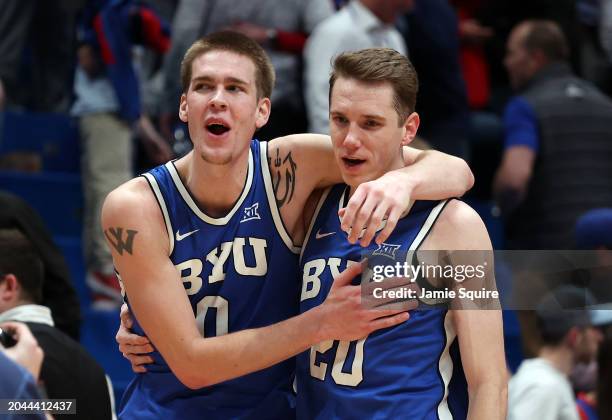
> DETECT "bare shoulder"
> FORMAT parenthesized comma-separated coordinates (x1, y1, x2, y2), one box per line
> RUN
(101, 177, 168, 255)
(102, 177, 159, 224)
(425, 199, 492, 251)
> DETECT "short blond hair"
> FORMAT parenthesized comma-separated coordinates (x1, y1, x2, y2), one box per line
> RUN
(180, 31, 275, 99)
(329, 48, 418, 124)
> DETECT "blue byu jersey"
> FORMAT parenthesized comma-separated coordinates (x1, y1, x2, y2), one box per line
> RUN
(296, 184, 468, 419)
(119, 140, 301, 419)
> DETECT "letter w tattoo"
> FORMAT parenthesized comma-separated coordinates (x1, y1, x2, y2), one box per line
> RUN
(105, 227, 138, 255)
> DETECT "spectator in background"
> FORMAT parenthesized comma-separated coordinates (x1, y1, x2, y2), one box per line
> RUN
(72, 0, 173, 308)
(601, 0, 612, 64)
(0, 229, 115, 419)
(0, 321, 44, 417)
(304, 0, 413, 135)
(493, 20, 612, 250)
(597, 334, 612, 420)
(399, 0, 470, 158)
(0, 191, 81, 340)
(160, 0, 334, 141)
(508, 286, 604, 420)
(0, 0, 84, 113)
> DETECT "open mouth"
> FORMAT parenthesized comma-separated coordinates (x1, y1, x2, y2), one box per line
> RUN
(206, 123, 230, 136)
(342, 157, 365, 167)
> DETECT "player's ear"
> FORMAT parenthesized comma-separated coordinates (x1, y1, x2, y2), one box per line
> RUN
(0, 274, 20, 303)
(179, 93, 188, 123)
(255, 97, 271, 129)
(400, 112, 420, 146)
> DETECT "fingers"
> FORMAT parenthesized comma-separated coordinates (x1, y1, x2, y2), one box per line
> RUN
(2, 322, 44, 379)
(367, 312, 410, 333)
(330, 260, 363, 289)
(119, 342, 154, 355)
(1, 321, 35, 346)
(116, 325, 150, 347)
(340, 187, 366, 235)
(123, 353, 155, 373)
(120, 303, 133, 329)
(374, 205, 402, 245)
(341, 181, 407, 247)
(347, 195, 377, 245)
(359, 202, 388, 247)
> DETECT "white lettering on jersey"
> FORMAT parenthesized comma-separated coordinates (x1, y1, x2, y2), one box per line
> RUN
(176, 237, 269, 294)
(301, 259, 325, 301)
(206, 241, 233, 283)
(175, 259, 203, 295)
(240, 202, 261, 223)
(301, 258, 359, 301)
(233, 237, 268, 276)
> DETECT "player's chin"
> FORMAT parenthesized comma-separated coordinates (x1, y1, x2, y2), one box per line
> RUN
(199, 148, 234, 165)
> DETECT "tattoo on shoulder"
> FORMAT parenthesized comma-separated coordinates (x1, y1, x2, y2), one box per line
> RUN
(270, 147, 298, 209)
(104, 227, 138, 256)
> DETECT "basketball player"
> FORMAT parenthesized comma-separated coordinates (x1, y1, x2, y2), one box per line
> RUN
(103, 32, 474, 418)
(296, 48, 507, 419)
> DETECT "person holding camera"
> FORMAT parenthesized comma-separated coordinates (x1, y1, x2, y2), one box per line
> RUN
(0, 321, 45, 416)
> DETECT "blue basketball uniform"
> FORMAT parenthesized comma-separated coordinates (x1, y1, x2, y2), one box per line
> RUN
(296, 184, 469, 420)
(119, 140, 301, 419)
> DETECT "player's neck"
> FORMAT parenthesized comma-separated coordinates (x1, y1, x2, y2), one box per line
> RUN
(179, 151, 250, 217)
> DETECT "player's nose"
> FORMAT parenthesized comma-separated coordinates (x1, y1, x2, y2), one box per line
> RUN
(342, 124, 362, 149)
(209, 88, 228, 110)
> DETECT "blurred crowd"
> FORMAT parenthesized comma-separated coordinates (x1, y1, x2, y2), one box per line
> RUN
(0, 0, 611, 419)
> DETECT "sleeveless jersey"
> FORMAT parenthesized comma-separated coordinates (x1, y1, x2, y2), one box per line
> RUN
(119, 140, 301, 419)
(296, 184, 468, 419)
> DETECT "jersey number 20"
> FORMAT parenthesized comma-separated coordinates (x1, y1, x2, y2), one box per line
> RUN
(310, 338, 366, 386)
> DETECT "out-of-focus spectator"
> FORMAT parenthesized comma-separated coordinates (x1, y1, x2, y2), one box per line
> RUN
(493, 20, 612, 250)
(72, 0, 173, 309)
(597, 334, 612, 420)
(601, 0, 612, 64)
(577, 0, 612, 96)
(452, 0, 494, 110)
(160, 0, 334, 141)
(0, 321, 45, 420)
(0, 229, 115, 419)
(304, 0, 413, 135)
(1, 321, 44, 381)
(0, 191, 81, 340)
(399, 0, 470, 158)
(0, 0, 84, 113)
(508, 286, 604, 420)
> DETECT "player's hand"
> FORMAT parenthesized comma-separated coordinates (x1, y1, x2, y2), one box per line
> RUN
(1, 321, 44, 379)
(361, 275, 420, 311)
(340, 171, 414, 247)
(116, 304, 154, 373)
(316, 262, 409, 341)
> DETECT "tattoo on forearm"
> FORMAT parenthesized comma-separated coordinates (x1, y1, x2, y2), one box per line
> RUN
(270, 147, 297, 209)
(104, 227, 138, 255)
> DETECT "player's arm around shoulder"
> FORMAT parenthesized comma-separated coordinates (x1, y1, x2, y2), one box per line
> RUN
(266, 134, 337, 242)
(101, 179, 204, 388)
(422, 200, 508, 420)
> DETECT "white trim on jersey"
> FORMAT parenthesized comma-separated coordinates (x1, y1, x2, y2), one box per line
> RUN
(403, 199, 458, 419)
(142, 172, 175, 255)
(299, 186, 333, 263)
(164, 149, 254, 226)
(437, 311, 458, 420)
(408, 200, 448, 251)
(259, 141, 301, 254)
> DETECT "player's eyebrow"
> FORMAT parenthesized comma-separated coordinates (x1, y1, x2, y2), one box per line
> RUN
(362, 114, 386, 123)
(191, 75, 249, 87)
